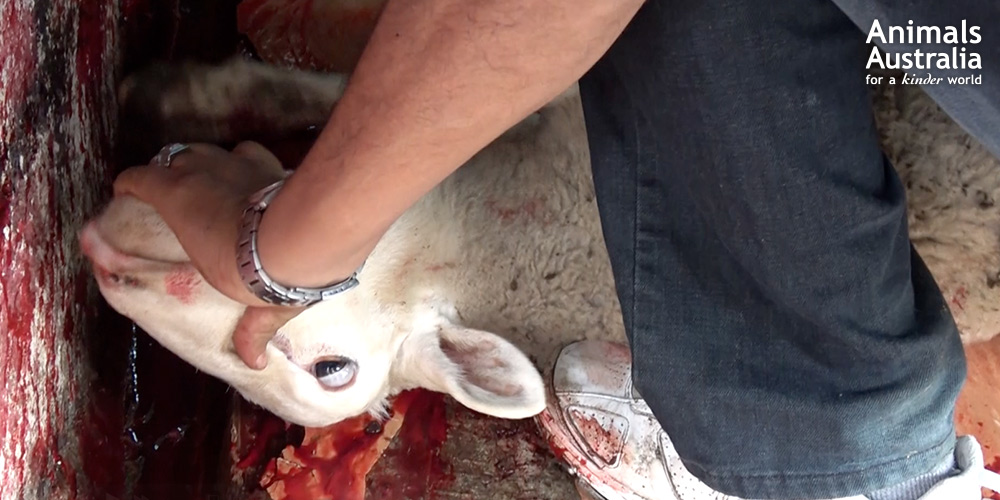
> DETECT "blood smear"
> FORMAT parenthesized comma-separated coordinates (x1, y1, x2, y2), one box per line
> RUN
(237, 0, 387, 73)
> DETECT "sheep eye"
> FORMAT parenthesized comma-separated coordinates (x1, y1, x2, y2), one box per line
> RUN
(313, 358, 357, 390)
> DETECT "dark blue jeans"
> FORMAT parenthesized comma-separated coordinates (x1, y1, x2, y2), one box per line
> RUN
(579, 0, 998, 498)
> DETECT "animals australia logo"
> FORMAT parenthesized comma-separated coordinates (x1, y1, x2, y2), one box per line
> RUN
(864, 19, 983, 85)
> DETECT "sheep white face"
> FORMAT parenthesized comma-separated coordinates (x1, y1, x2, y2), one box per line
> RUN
(80, 195, 546, 427)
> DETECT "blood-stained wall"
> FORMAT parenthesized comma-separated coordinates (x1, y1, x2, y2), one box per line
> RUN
(0, 1, 121, 499)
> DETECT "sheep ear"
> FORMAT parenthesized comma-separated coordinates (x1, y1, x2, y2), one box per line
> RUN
(394, 323, 547, 419)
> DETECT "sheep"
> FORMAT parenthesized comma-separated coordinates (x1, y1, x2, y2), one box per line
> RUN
(82, 58, 998, 428)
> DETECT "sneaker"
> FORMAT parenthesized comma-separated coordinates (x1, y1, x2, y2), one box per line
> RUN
(919, 436, 1000, 500)
(535, 340, 1000, 500)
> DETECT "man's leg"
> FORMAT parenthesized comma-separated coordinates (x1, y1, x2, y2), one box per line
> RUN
(576, 0, 970, 498)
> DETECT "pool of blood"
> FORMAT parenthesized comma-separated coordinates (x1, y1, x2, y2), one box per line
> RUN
(364, 391, 453, 499)
(226, 389, 457, 500)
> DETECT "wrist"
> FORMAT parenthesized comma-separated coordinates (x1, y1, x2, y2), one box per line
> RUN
(252, 181, 369, 289)
(235, 179, 364, 306)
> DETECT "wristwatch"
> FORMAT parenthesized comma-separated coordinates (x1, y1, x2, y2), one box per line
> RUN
(236, 179, 364, 307)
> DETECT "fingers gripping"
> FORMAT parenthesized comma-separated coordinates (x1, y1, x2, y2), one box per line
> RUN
(233, 306, 305, 370)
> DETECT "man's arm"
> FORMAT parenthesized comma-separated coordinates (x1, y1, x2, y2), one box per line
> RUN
(257, 0, 646, 287)
(113, 0, 645, 369)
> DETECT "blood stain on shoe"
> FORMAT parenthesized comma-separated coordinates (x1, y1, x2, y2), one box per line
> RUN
(537, 410, 589, 469)
(987, 456, 1000, 500)
(986, 454, 1000, 500)
(567, 409, 626, 467)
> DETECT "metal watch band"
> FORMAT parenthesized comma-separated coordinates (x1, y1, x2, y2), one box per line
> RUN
(236, 179, 363, 307)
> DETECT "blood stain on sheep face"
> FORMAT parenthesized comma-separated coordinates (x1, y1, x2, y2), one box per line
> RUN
(164, 268, 201, 304)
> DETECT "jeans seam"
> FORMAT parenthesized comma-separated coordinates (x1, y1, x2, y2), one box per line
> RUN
(630, 122, 640, 354)
(687, 430, 954, 480)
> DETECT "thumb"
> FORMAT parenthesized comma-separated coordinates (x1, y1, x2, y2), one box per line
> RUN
(233, 306, 305, 370)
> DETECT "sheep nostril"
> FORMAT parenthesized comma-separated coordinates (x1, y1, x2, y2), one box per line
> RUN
(94, 265, 128, 287)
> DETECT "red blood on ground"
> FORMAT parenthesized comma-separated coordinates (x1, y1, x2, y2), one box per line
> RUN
(481, 409, 556, 485)
(367, 391, 567, 500)
(237, 0, 386, 73)
(236, 412, 293, 471)
(262, 390, 428, 500)
(956, 335, 1000, 497)
(123, 327, 233, 500)
(365, 391, 453, 499)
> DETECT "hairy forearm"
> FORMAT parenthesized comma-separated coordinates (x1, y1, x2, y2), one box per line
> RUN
(257, 0, 644, 287)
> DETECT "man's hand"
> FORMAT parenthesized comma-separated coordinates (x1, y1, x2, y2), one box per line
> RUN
(114, 141, 304, 369)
